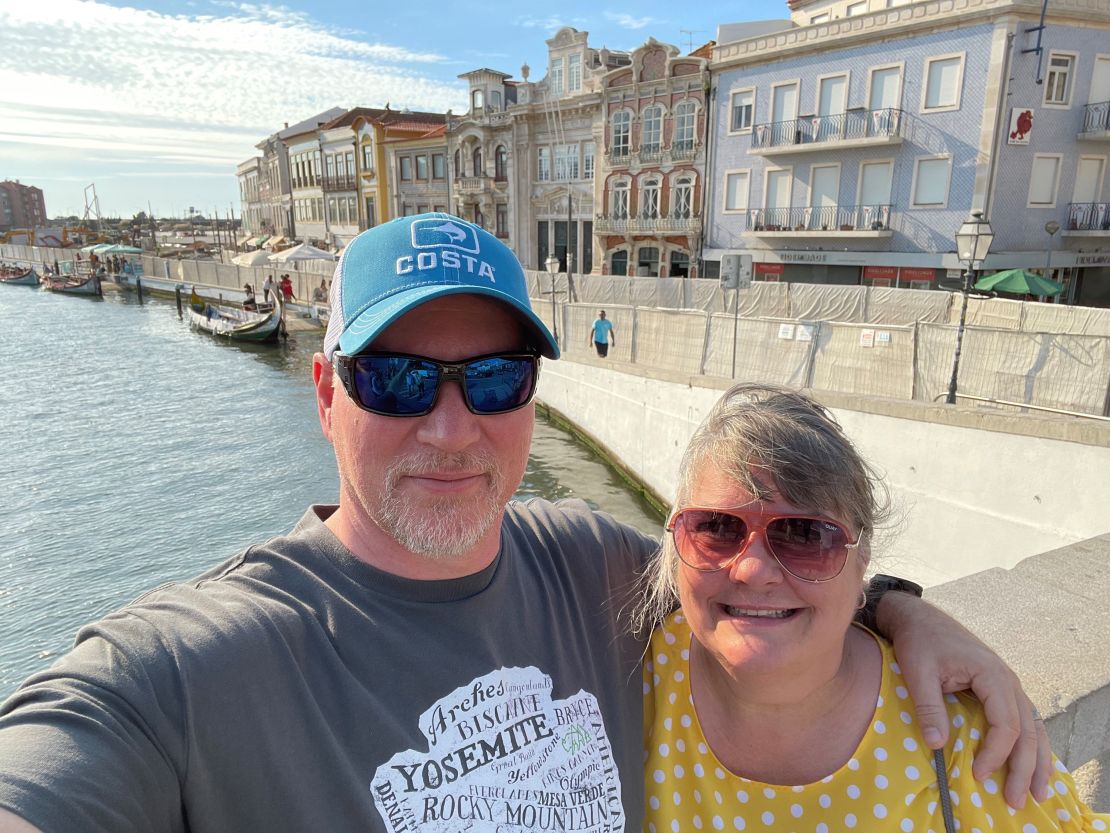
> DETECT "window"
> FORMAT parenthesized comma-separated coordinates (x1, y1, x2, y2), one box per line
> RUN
(674, 101, 696, 151)
(326, 155, 336, 178)
(1028, 155, 1062, 206)
(415, 155, 429, 180)
(494, 146, 508, 181)
(399, 156, 412, 181)
(471, 89, 484, 110)
(847, 1, 868, 14)
(611, 111, 631, 157)
(568, 53, 582, 92)
(362, 144, 374, 171)
(730, 89, 754, 132)
(365, 198, 376, 228)
(911, 157, 951, 207)
(723, 171, 750, 213)
(637, 247, 659, 277)
(673, 175, 693, 219)
(551, 58, 564, 95)
(641, 105, 663, 152)
(810, 12, 830, 23)
(922, 54, 964, 111)
(611, 180, 630, 219)
(554, 144, 578, 180)
(583, 142, 595, 179)
(537, 147, 550, 181)
(1044, 53, 1075, 106)
(641, 177, 660, 219)
(432, 153, 446, 180)
(496, 204, 508, 238)
(489, 90, 502, 111)
(453, 149, 461, 179)
(472, 147, 483, 178)
(345, 152, 354, 177)
(610, 250, 628, 276)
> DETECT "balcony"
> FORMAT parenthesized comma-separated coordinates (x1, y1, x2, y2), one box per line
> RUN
(606, 142, 702, 168)
(750, 109, 904, 156)
(743, 205, 893, 237)
(456, 176, 492, 194)
(594, 214, 702, 235)
(1079, 101, 1110, 141)
(321, 174, 357, 192)
(1063, 202, 1110, 236)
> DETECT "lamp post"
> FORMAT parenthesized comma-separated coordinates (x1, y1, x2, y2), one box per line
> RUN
(545, 253, 561, 347)
(1044, 220, 1061, 303)
(946, 211, 995, 405)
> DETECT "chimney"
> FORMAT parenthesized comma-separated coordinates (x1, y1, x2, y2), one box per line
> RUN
(284, 122, 289, 128)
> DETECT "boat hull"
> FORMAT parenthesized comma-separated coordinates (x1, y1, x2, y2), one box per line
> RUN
(187, 293, 284, 343)
(42, 274, 102, 295)
(0, 268, 40, 287)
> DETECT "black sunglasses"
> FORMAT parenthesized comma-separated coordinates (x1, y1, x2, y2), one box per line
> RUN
(333, 351, 541, 417)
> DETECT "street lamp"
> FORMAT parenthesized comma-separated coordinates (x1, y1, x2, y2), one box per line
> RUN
(1044, 220, 1061, 303)
(946, 211, 995, 404)
(545, 253, 561, 346)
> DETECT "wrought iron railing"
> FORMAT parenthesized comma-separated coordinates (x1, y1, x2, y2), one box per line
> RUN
(670, 141, 697, 161)
(320, 174, 357, 192)
(1081, 100, 1110, 134)
(1067, 202, 1110, 231)
(751, 108, 904, 150)
(745, 204, 892, 232)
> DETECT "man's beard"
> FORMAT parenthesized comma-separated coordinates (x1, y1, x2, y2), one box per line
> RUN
(378, 451, 506, 559)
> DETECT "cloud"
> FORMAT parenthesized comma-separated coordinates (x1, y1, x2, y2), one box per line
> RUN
(603, 11, 661, 30)
(515, 15, 586, 31)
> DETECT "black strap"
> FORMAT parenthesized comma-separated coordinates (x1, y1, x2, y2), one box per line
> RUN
(933, 747, 957, 833)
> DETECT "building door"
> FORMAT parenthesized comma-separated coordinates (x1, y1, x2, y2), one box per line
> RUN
(537, 220, 549, 270)
(669, 251, 690, 278)
(809, 165, 839, 229)
(816, 75, 847, 141)
(858, 161, 893, 229)
(770, 82, 799, 146)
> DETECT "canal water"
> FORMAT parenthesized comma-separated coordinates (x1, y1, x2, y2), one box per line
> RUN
(0, 285, 662, 698)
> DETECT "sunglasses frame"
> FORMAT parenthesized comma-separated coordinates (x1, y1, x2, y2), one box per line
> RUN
(333, 350, 541, 417)
(666, 506, 865, 583)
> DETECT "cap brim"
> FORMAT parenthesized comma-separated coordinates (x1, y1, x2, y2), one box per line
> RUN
(337, 284, 560, 359)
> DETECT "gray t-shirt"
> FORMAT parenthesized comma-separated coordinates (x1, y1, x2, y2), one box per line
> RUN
(0, 500, 655, 833)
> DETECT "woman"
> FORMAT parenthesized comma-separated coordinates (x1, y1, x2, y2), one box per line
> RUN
(242, 283, 257, 310)
(637, 384, 1107, 832)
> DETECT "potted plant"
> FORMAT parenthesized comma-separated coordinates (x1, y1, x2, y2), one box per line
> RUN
(839, 223, 854, 231)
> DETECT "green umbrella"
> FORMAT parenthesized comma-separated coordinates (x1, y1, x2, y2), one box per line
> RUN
(974, 268, 1063, 296)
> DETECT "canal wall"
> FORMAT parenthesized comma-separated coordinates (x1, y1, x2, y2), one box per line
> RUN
(538, 357, 1110, 810)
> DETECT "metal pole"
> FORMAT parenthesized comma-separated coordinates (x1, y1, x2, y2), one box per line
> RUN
(945, 266, 973, 404)
(730, 288, 740, 379)
(550, 272, 559, 346)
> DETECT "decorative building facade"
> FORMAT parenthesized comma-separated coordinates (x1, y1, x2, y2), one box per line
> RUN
(705, 0, 1110, 305)
(595, 40, 710, 277)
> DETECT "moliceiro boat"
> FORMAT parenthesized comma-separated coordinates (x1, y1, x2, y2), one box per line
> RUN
(187, 289, 285, 343)
(0, 267, 40, 286)
(41, 273, 102, 296)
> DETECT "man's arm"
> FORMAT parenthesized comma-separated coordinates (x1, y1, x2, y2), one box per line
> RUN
(877, 591, 1052, 809)
(0, 808, 42, 833)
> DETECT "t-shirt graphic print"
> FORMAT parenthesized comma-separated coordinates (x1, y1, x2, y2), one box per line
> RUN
(372, 666, 624, 832)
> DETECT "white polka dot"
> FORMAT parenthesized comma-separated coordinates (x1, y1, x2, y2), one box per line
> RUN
(877, 694, 884, 706)
(653, 673, 661, 686)
(659, 743, 670, 757)
(674, 765, 685, 778)
(649, 823, 656, 833)
(698, 743, 708, 754)
(874, 804, 888, 819)
(952, 714, 965, 728)
(875, 775, 889, 789)
(732, 818, 745, 831)
(681, 714, 692, 727)
(904, 793, 915, 806)
(694, 790, 702, 805)
(970, 792, 982, 808)
(891, 661, 902, 674)
(1055, 779, 1068, 795)
(650, 797, 660, 810)
(927, 801, 937, 814)
(681, 648, 690, 660)
(653, 770, 665, 783)
(791, 785, 804, 793)
(1023, 824, 1037, 833)
(714, 791, 723, 805)
(1056, 809, 1071, 822)
(875, 747, 889, 761)
(845, 813, 858, 828)
(819, 794, 832, 808)
(713, 817, 725, 830)
(671, 820, 680, 833)
(817, 824, 829, 833)
(847, 785, 861, 799)
(1055, 759, 1068, 773)
(674, 670, 685, 682)
(673, 792, 682, 806)
(982, 778, 998, 795)
(736, 790, 749, 803)
(901, 820, 914, 832)
(677, 739, 686, 753)
(1091, 819, 1106, 831)
(668, 692, 677, 704)
(848, 758, 861, 771)
(791, 804, 803, 818)
(761, 811, 774, 826)
(970, 727, 981, 741)
(694, 763, 704, 777)
(643, 681, 651, 694)
(875, 720, 887, 734)
(903, 737, 918, 752)
(656, 653, 669, 665)
(896, 686, 909, 699)
(664, 630, 676, 644)
(951, 766, 960, 780)
(763, 788, 776, 800)
(900, 711, 914, 724)
(693, 815, 703, 829)
(953, 739, 964, 753)
(906, 765, 920, 781)
(945, 693, 958, 703)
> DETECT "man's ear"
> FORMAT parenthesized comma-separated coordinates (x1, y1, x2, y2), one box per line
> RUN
(313, 353, 336, 441)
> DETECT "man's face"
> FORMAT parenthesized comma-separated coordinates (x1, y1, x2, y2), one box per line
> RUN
(314, 295, 535, 575)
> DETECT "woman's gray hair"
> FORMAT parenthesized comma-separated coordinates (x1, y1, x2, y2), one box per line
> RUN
(630, 383, 890, 635)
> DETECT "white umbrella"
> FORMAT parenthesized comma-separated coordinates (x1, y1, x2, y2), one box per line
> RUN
(268, 242, 337, 263)
(232, 250, 274, 267)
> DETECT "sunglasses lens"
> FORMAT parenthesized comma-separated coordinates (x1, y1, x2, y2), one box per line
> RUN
(464, 356, 536, 414)
(766, 518, 848, 580)
(353, 356, 438, 415)
(674, 510, 748, 570)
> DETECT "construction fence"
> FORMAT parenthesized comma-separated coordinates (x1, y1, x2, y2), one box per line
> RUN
(528, 274, 1110, 417)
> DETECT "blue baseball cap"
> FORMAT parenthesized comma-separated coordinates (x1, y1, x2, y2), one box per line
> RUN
(322, 213, 559, 360)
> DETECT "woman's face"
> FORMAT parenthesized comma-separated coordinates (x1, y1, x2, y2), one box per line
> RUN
(676, 463, 868, 687)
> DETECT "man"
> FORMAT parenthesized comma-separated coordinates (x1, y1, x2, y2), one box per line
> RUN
(590, 309, 615, 357)
(0, 214, 1047, 833)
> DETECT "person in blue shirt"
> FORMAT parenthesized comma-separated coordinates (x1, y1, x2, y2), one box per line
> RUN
(590, 309, 616, 357)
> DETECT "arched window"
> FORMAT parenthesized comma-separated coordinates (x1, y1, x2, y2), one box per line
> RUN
(637, 246, 660, 277)
(673, 101, 696, 153)
(453, 149, 461, 179)
(495, 145, 508, 181)
(472, 146, 483, 178)
(641, 105, 663, 153)
(610, 250, 629, 276)
(611, 111, 631, 158)
(489, 90, 502, 111)
(611, 180, 630, 219)
(640, 177, 661, 219)
(673, 175, 693, 219)
(471, 89, 484, 111)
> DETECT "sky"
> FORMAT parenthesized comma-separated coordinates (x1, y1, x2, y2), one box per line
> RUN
(0, 0, 783, 220)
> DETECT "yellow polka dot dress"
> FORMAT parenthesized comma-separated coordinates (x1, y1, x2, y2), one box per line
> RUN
(644, 611, 1109, 832)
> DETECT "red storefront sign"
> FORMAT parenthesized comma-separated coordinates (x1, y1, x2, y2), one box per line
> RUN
(862, 265, 898, 281)
(755, 262, 785, 274)
(899, 267, 936, 282)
